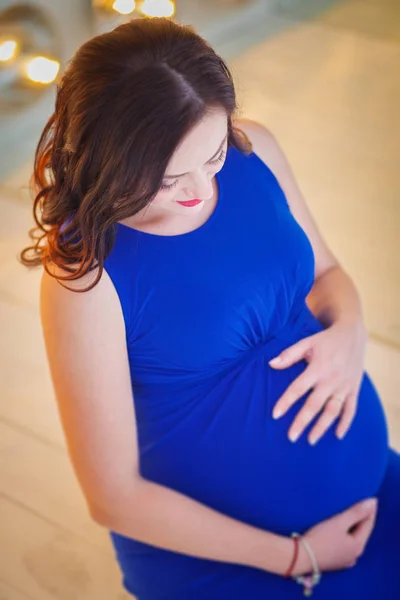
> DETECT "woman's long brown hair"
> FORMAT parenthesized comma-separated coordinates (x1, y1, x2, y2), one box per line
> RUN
(20, 17, 250, 292)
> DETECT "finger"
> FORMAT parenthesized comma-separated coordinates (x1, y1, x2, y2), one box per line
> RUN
(346, 560, 357, 569)
(272, 371, 317, 419)
(349, 512, 377, 552)
(307, 396, 345, 445)
(269, 338, 312, 369)
(344, 498, 378, 530)
(286, 385, 331, 442)
(336, 394, 358, 440)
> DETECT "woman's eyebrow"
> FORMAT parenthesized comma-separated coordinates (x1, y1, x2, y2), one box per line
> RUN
(164, 134, 228, 179)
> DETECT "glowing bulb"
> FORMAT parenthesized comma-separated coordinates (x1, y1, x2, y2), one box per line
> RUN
(112, 0, 136, 14)
(25, 56, 60, 84)
(140, 0, 175, 18)
(0, 40, 18, 62)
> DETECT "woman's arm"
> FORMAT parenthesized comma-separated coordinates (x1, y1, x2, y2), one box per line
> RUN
(96, 474, 292, 576)
(40, 266, 297, 577)
(306, 265, 366, 331)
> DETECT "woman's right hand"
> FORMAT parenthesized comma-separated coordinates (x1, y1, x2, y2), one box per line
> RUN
(293, 497, 378, 575)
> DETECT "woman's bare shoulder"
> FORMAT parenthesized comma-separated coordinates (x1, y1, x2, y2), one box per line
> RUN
(41, 262, 117, 305)
(40, 262, 124, 343)
(233, 117, 279, 161)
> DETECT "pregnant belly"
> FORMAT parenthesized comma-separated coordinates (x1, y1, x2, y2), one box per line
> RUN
(138, 328, 389, 536)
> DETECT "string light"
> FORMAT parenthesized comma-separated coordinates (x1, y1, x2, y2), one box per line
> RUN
(0, 39, 18, 62)
(112, 0, 136, 15)
(0, 5, 61, 111)
(139, 0, 175, 18)
(24, 56, 60, 84)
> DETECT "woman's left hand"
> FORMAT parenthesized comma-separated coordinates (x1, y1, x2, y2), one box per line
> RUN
(269, 319, 368, 445)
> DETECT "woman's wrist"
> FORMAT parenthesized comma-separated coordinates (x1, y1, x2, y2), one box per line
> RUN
(255, 534, 298, 576)
(258, 534, 313, 577)
(295, 543, 313, 576)
(288, 536, 313, 577)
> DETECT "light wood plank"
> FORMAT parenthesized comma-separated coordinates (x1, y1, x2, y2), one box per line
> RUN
(0, 301, 47, 371)
(365, 341, 400, 451)
(278, 0, 400, 44)
(0, 197, 33, 267)
(0, 580, 34, 600)
(0, 357, 65, 448)
(0, 496, 133, 600)
(0, 421, 106, 550)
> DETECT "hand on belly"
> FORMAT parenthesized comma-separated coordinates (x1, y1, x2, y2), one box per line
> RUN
(269, 321, 369, 446)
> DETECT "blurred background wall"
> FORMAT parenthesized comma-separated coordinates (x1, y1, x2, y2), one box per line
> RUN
(0, 1, 399, 599)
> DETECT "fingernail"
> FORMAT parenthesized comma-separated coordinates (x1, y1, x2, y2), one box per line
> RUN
(269, 356, 282, 365)
(289, 430, 299, 442)
(309, 436, 317, 446)
(273, 408, 283, 419)
(363, 498, 377, 509)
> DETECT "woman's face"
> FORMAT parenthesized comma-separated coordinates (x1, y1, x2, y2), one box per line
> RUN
(149, 108, 229, 219)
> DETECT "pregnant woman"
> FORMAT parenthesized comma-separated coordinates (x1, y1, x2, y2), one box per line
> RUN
(21, 17, 400, 599)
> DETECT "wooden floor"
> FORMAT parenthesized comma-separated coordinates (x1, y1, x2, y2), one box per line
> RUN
(0, 0, 399, 598)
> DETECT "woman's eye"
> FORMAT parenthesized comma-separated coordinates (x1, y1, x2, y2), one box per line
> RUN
(160, 149, 226, 191)
(161, 179, 179, 191)
(208, 150, 226, 166)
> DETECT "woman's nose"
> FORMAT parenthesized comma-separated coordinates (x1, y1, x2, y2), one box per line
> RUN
(185, 171, 214, 201)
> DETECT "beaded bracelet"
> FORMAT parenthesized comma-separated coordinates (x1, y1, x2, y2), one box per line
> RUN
(290, 533, 321, 596)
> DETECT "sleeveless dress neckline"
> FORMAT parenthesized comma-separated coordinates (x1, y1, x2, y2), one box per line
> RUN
(116, 154, 225, 242)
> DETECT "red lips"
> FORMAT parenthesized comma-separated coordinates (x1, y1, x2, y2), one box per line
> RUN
(176, 199, 203, 207)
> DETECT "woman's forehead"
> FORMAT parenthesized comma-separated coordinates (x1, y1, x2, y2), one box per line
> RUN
(166, 111, 228, 176)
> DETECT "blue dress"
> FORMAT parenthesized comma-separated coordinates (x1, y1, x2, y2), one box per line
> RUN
(104, 146, 400, 599)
